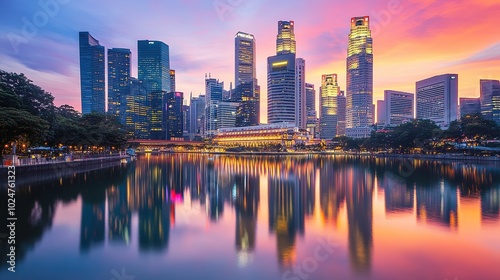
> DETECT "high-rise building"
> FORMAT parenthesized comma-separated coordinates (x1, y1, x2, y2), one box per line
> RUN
(337, 91, 346, 137)
(234, 82, 259, 127)
(346, 17, 373, 138)
(267, 54, 296, 124)
(384, 90, 414, 126)
(148, 90, 168, 140)
(276, 21, 296, 55)
(416, 74, 458, 128)
(205, 77, 224, 136)
(234, 32, 259, 127)
(125, 78, 148, 139)
(166, 92, 184, 140)
(182, 104, 189, 135)
(295, 58, 306, 129)
(377, 100, 386, 126)
(320, 74, 340, 139)
(268, 21, 297, 125)
(189, 95, 206, 139)
(480, 79, 500, 125)
(460, 97, 481, 117)
(138, 40, 171, 93)
(305, 83, 318, 137)
(218, 101, 239, 129)
(235, 32, 256, 86)
(79, 31, 105, 114)
(169, 70, 176, 92)
(107, 48, 131, 122)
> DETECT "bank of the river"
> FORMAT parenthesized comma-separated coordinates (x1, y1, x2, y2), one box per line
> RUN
(0, 155, 132, 186)
(173, 150, 500, 162)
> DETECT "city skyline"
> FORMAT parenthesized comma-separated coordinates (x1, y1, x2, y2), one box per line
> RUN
(1, 1, 500, 123)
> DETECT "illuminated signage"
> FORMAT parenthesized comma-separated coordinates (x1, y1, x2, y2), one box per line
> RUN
(272, 61, 288, 67)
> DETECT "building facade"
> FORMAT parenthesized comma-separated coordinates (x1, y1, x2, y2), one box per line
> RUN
(166, 92, 184, 140)
(320, 74, 341, 139)
(480, 79, 500, 125)
(377, 100, 386, 126)
(459, 97, 481, 118)
(295, 58, 306, 129)
(79, 31, 105, 114)
(188, 95, 206, 140)
(235, 32, 259, 127)
(346, 17, 373, 138)
(107, 48, 131, 122)
(336, 91, 346, 136)
(169, 70, 176, 92)
(205, 77, 224, 136)
(384, 90, 414, 126)
(125, 78, 148, 139)
(138, 40, 171, 93)
(305, 83, 318, 138)
(416, 74, 458, 128)
(268, 21, 297, 125)
(213, 123, 309, 148)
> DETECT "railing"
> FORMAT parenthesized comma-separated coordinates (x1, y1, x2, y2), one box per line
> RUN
(1, 153, 126, 167)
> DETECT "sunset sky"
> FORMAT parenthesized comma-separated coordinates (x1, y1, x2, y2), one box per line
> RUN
(1, 0, 500, 122)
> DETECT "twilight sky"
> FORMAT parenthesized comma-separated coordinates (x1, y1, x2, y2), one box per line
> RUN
(1, 0, 500, 123)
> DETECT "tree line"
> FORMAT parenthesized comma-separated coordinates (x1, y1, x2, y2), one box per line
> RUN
(0, 70, 128, 159)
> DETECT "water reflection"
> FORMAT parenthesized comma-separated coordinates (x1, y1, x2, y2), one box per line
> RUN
(1, 154, 500, 279)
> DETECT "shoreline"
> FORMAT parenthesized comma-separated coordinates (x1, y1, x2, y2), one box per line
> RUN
(0, 155, 132, 187)
(151, 150, 500, 162)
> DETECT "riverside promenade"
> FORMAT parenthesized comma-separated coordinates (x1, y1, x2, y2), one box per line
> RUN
(0, 154, 132, 186)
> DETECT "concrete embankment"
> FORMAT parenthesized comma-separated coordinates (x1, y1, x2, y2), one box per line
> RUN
(0, 156, 131, 186)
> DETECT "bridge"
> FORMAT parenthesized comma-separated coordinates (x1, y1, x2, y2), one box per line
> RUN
(128, 139, 206, 149)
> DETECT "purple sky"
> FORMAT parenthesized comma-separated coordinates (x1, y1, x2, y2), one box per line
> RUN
(1, 0, 500, 122)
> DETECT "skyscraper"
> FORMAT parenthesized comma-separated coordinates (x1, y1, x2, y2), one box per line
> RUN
(337, 91, 346, 136)
(235, 32, 259, 127)
(320, 74, 340, 139)
(305, 83, 318, 137)
(460, 97, 481, 117)
(138, 40, 171, 93)
(377, 100, 386, 126)
(295, 58, 306, 129)
(384, 90, 414, 126)
(170, 70, 176, 92)
(189, 95, 206, 139)
(346, 17, 373, 138)
(125, 78, 148, 139)
(235, 32, 256, 86)
(166, 92, 184, 140)
(107, 48, 131, 122)
(268, 20, 297, 125)
(205, 77, 224, 136)
(138, 40, 171, 139)
(79, 31, 105, 114)
(480, 79, 500, 125)
(416, 74, 458, 128)
(276, 21, 296, 55)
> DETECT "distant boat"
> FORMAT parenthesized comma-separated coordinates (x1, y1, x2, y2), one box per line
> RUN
(144, 148, 153, 153)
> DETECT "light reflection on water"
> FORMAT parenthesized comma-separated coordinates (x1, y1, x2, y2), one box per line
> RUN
(1, 154, 499, 280)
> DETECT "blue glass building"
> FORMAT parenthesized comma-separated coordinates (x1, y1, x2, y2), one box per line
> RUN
(79, 32, 105, 114)
(108, 48, 131, 123)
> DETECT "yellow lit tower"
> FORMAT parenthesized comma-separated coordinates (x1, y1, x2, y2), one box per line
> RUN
(346, 16, 373, 138)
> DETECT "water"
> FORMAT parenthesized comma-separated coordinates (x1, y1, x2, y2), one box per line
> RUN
(1, 154, 499, 280)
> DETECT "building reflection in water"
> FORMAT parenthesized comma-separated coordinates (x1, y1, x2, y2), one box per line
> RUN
(381, 172, 414, 215)
(416, 180, 458, 229)
(108, 181, 131, 244)
(234, 174, 259, 266)
(16, 154, 498, 274)
(80, 185, 105, 252)
(346, 164, 374, 273)
(482, 186, 500, 223)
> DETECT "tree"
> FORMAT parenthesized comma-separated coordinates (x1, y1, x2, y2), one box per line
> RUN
(0, 108, 49, 161)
